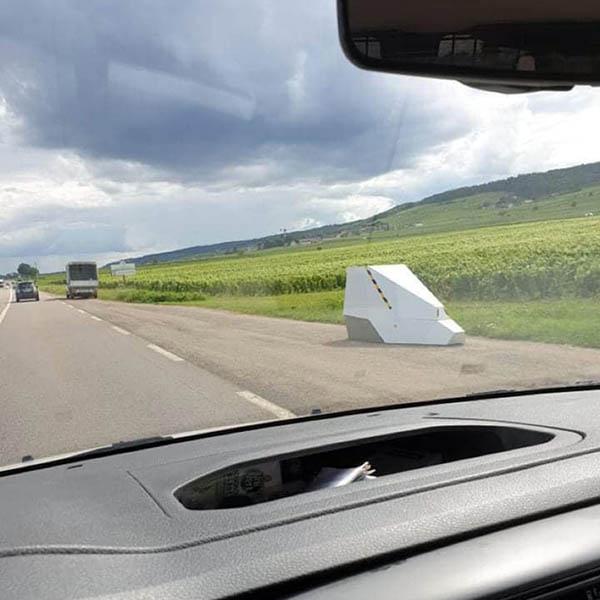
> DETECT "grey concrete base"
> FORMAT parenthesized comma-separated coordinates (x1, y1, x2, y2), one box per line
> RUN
(345, 316, 383, 343)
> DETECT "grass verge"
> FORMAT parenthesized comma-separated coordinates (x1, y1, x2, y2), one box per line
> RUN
(39, 284, 205, 304)
(449, 299, 600, 349)
(195, 294, 600, 349)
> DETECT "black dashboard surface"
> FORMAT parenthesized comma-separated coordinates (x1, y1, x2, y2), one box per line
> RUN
(3, 390, 600, 599)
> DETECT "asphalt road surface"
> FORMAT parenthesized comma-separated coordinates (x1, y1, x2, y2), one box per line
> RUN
(3, 286, 600, 465)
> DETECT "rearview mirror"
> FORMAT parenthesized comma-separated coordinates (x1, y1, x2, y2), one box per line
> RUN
(337, 0, 600, 93)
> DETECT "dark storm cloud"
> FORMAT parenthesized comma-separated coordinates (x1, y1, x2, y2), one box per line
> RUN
(0, 0, 475, 185)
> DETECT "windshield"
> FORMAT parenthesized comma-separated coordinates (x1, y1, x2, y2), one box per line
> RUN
(0, 0, 599, 467)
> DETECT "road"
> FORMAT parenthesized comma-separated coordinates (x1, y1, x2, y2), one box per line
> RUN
(3, 287, 600, 465)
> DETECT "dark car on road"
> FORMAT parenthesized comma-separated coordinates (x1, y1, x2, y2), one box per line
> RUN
(15, 281, 39, 302)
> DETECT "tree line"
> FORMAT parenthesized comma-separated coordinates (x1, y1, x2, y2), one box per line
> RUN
(0, 263, 39, 280)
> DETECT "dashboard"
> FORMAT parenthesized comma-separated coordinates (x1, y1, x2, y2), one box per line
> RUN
(3, 389, 600, 599)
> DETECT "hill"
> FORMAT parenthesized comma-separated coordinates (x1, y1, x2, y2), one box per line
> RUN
(109, 161, 600, 267)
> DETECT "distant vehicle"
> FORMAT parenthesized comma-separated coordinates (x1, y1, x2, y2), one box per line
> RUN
(15, 281, 39, 302)
(65, 262, 98, 299)
(0, 279, 4, 287)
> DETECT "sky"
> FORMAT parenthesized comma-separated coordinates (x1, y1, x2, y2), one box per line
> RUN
(1, 1, 600, 272)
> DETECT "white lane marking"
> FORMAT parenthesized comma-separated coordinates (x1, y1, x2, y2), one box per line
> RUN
(90, 315, 103, 322)
(77, 308, 86, 314)
(111, 325, 131, 336)
(66, 304, 74, 309)
(0, 288, 13, 326)
(147, 343, 184, 362)
(236, 390, 296, 419)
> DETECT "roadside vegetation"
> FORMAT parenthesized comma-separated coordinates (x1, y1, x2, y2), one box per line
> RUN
(38, 212, 600, 349)
(40, 216, 600, 300)
(37, 165, 600, 348)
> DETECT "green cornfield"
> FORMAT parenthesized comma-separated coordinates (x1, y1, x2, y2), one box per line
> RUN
(44, 217, 600, 301)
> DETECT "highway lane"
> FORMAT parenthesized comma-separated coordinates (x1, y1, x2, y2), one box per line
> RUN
(5, 288, 600, 465)
(0, 287, 270, 466)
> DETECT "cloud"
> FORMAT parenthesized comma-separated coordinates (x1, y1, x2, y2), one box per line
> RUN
(0, 0, 477, 185)
(0, 223, 128, 258)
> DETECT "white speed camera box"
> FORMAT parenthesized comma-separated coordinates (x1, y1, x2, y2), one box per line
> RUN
(343, 265, 465, 346)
